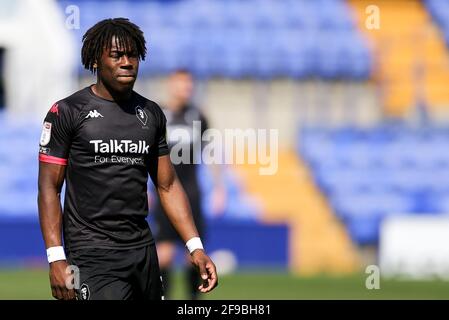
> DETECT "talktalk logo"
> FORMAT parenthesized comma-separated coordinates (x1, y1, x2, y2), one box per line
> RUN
(89, 139, 150, 154)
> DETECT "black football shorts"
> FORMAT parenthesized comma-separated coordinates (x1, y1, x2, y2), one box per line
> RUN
(67, 244, 163, 300)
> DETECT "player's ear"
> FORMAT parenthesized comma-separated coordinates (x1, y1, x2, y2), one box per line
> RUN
(93, 61, 98, 75)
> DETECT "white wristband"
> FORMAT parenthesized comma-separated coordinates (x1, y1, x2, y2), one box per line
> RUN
(186, 237, 204, 254)
(46, 246, 66, 263)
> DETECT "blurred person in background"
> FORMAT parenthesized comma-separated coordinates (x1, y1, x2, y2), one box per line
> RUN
(37, 19, 217, 300)
(152, 69, 226, 300)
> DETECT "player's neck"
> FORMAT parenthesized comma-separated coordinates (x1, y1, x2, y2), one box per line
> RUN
(92, 82, 133, 102)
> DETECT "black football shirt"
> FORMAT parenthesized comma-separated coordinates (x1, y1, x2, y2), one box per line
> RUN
(163, 104, 208, 193)
(39, 86, 169, 250)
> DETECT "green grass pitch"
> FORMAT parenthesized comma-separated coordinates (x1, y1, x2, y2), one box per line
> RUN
(0, 269, 448, 300)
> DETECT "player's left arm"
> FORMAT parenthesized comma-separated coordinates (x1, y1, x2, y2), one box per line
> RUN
(150, 154, 218, 293)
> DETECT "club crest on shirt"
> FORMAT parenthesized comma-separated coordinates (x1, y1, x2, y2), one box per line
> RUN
(79, 283, 90, 300)
(135, 106, 148, 126)
(39, 122, 52, 146)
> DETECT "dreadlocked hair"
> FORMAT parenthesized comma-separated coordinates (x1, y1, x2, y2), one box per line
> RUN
(81, 18, 146, 73)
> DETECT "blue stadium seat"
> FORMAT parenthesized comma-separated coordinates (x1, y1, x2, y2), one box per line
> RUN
(347, 214, 382, 244)
(300, 125, 449, 245)
(57, 0, 371, 79)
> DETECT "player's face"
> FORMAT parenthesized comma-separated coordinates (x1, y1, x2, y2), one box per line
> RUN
(97, 37, 139, 92)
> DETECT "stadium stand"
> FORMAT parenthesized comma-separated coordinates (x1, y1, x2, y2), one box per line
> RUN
(0, 0, 376, 273)
(0, 116, 41, 218)
(9, 0, 442, 275)
(350, 0, 449, 117)
(235, 150, 360, 274)
(58, 0, 372, 80)
(299, 124, 449, 245)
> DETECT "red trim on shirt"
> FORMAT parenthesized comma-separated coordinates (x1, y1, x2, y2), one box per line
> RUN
(39, 154, 68, 165)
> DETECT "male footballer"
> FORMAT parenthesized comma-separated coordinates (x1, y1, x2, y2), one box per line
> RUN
(37, 18, 218, 300)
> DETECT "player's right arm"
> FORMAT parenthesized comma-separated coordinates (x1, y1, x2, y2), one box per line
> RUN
(37, 101, 76, 300)
(38, 163, 75, 300)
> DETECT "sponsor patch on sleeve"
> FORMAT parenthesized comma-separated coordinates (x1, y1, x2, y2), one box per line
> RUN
(39, 146, 51, 154)
(39, 122, 52, 146)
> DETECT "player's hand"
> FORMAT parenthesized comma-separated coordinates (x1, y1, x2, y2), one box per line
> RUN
(49, 260, 76, 300)
(190, 250, 218, 293)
